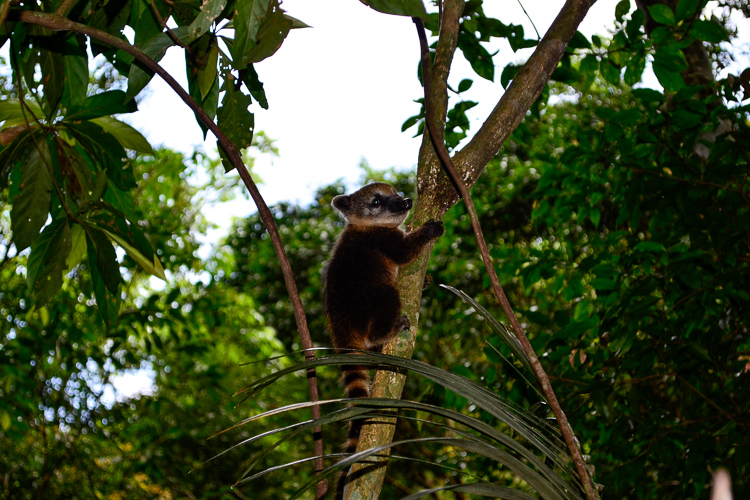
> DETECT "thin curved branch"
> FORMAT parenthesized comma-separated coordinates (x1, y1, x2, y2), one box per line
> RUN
(414, 17, 596, 500)
(10, 9, 326, 496)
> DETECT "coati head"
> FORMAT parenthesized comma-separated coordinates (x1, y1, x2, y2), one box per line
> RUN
(332, 182, 412, 228)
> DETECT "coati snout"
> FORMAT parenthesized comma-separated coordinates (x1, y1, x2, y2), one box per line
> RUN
(332, 182, 414, 228)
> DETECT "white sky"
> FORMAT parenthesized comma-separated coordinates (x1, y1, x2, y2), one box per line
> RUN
(126, 0, 631, 209)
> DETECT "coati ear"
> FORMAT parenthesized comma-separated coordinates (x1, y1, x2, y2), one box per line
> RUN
(332, 195, 352, 213)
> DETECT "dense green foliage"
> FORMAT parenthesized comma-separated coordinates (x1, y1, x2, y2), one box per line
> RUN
(1, 0, 749, 498)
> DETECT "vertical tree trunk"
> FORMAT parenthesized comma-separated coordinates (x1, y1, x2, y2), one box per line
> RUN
(344, 0, 599, 498)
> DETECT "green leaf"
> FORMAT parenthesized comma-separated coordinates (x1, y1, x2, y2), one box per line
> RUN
(217, 78, 254, 171)
(626, 9, 645, 39)
(590, 278, 615, 290)
(11, 139, 53, 252)
(62, 48, 89, 107)
(84, 209, 165, 281)
(612, 108, 641, 125)
(90, 116, 154, 154)
(64, 90, 138, 121)
(65, 121, 135, 190)
(0, 98, 44, 127)
(624, 52, 646, 85)
(198, 40, 219, 100)
(556, 318, 598, 339)
(242, 65, 269, 110)
(615, 0, 630, 23)
(26, 218, 72, 305)
(65, 223, 87, 271)
(675, 0, 701, 22)
(457, 79, 473, 93)
(85, 227, 121, 294)
(86, 230, 120, 329)
(654, 45, 688, 73)
(126, 27, 191, 101)
(188, 0, 227, 40)
(231, 0, 271, 70)
(648, 4, 676, 25)
(360, 0, 428, 18)
(633, 241, 666, 252)
(600, 59, 621, 85)
(567, 31, 591, 50)
(653, 63, 685, 92)
(690, 20, 727, 43)
(632, 88, 664, 102)
(243, 3, 293, 65)
(39, 48, 64, 112)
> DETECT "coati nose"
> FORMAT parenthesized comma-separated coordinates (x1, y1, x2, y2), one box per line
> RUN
(403, 198, 413, 211)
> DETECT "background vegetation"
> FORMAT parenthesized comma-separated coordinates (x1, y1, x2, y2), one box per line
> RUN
(1, 0, 749, 498)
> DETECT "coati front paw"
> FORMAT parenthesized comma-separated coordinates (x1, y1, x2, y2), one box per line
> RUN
(423, 220, 445, 239)
(394, 315, 411, 331)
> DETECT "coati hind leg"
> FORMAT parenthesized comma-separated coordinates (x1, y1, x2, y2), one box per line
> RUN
(365, 285, 408, 351)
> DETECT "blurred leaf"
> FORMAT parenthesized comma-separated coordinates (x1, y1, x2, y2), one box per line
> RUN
(648, 4, 675, 25)
(231, 0, 271, 70)
(360, 0, 428, 18)
(10, 138, 53, 252)
(26, 218, 72, 305)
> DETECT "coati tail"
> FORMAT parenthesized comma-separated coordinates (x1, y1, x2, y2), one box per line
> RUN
(335, 365, 370, 500)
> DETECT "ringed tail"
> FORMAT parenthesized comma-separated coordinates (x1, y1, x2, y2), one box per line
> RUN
(335, 364, 370, 500)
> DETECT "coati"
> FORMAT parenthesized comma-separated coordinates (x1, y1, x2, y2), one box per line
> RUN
(324, 182, 444, 499)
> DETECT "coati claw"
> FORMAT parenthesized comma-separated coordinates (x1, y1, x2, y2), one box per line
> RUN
(423, 220, 445, 239)
(395, 314, 411, 331)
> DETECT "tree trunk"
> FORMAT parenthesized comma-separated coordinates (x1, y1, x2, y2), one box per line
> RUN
(344, 0, 599, 498)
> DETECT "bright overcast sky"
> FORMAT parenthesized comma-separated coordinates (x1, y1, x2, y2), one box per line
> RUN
(126, 0, 633, 208)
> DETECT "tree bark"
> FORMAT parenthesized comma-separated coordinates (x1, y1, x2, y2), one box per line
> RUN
(345, 1, 599, 498)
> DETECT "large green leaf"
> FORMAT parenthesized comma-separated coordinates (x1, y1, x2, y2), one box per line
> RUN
(90, 116, 154, 154)
(84, 209, 165, 281)
(242, 3, 293, 65)
(648, 4, 675, 25)
(231, 0, 270, 70)
(62, 44, 89, 107)
(39, 48, 64, 113)
(0, 98, 44, 127)
(217, 78, 254, 171)
(197, 40, 219, 100)
(26, 218, 72, 305)
(84, 225, 121, 295)
(65, 121, 135, 190)
(187, 0, 227, 40)
(675, 0, 701, 22)
(64, 90, 138, 121)
(85, 229, 121, 329)
(126, 27, 192, 101)
(360, 0, 428, 18)
(11, 139, 53, 252)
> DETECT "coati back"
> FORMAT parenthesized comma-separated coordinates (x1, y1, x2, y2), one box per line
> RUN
(324, 182, 444, 499)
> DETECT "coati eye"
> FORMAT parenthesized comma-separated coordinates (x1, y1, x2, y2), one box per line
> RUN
(372, 199, 380, 207)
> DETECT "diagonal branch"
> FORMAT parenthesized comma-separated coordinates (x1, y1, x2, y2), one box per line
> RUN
(10, 10, 327, 498)
(414, 17, 596, 500)
(452, 0, 599, 205)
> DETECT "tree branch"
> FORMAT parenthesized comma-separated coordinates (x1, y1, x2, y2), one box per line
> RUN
(413, 16, 596, 500)
(453, 0, 599, 204)
(10, 10, 327, 497)
(348, 1, 600, 498)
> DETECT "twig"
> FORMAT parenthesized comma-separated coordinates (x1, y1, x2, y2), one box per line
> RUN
(413, 17, 597, 500)
(148, 0, 193, 56)
(516, 0, 541, 40)
(11, 10, 326, 497)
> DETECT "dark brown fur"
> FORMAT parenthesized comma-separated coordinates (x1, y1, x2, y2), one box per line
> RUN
(324, 182, 443, 499)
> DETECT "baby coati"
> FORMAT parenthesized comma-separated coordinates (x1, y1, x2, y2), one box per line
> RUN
(324, 182, 444, 499)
